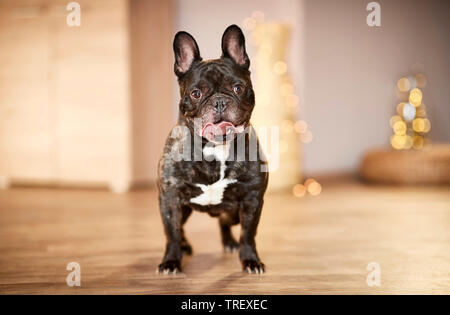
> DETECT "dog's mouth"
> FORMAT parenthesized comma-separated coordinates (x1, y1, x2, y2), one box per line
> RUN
(201, 121, 245, 143)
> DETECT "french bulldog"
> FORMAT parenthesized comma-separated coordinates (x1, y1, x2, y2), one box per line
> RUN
(157, 25, 268, 274)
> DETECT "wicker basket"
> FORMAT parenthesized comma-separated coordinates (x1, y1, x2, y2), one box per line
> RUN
(360, 144, 450, 185)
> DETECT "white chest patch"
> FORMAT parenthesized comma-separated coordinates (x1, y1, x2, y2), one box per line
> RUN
(190, 143, 237, 206)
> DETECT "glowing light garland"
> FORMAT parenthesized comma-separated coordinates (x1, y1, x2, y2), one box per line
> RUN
(390, 75, 431, 151)
(243, 12, 320, 196)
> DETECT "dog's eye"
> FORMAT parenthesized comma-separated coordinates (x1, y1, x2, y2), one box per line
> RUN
(190, 89, 202, 99)
(233, 84, 244, 95)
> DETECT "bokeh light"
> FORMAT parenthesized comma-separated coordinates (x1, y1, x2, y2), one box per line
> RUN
(402, 103, 416, 121)
(403, 135, 413, 149)
(415, 73, 427, 88)
(412, 118, 431, 133)
(307, 181, 322, 196)
(280, 83, 294, 96)
(304, 178, 316, 188)
(292, 184, 306, 198)
(281, 120, 294, 133)
(389, 115, 402, 127)
(409, 88, 423, 107)
(286, 94, 299, 108)
(397, 77, 411, 92)
(396, 102, 406, 115)
(300, 130, 313, 143)
(413, 135, 424, 150)
(390, 76, 431, 150)
(391, 134, 406, 150)
(273, 61, 287, 75)
(416, 105, 427, 117)
(294, 120, 308, 133)
(393, 120, 407, 136)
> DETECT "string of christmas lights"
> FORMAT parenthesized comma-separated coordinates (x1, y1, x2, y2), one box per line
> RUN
(390, 74, 431, 150)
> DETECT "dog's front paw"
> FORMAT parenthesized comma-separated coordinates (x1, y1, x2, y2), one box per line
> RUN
(242, 260, 265, 274)
(157, 260, 182, 275)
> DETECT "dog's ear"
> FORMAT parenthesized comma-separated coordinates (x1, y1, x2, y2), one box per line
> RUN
(221, 25, 249, 69)
(173, 31, 202, 77)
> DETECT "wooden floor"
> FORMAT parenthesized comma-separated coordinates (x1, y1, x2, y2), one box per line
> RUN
(0, 179, 449, 294)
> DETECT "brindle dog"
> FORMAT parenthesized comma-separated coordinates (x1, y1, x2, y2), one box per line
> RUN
(157, 25, 268, 274)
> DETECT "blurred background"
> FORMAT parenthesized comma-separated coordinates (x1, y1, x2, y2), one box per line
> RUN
(0, 0, 449, 295)
(0, 0, 449, 192)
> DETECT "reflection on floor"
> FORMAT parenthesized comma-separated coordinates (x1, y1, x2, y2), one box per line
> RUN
(0, 178, 449, 294)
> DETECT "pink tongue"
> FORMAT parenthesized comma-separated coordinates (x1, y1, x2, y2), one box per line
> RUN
(202, 121, 236, 141)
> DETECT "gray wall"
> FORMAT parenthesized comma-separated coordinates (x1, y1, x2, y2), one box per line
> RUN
(303, 0, 450, 174)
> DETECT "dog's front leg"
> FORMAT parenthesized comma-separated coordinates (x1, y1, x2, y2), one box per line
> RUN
(239, 198, 265, 274)
(158, 193, 183, 274)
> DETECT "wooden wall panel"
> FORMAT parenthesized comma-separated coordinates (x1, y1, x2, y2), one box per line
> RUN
(52, 0, 131, 186)
(130, 0, 175, 184)
(0, 0, 175, 191)
(0, 1, 56, 181)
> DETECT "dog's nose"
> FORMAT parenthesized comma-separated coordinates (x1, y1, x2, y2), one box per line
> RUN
(213, 98, 227, 113)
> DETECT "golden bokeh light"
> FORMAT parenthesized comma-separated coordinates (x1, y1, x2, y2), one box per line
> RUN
(304, 178, 316, 188)
(294, 120, 308, 133)
(412, 118, 430, 133)
(273, 61, 287, 75)
(390, 76, 431, 150)
(245, 16, 307, 190)
(415, 105, 426, 117)
(396, 89, 409, 102)
(393, 120, 407, 136)
(409, 88, 423, 107)
(300, 130, 313, 143)
(286, 105, 298, 115)
(281, 119, 294, 133)
(307, 181, 322, 196)
(413, 135, 424, 150)
(396, 102, 406, 115)
(292, 184, 306, 198)
(415, 73, 427, 88)
(391, 134, 406, 150)
(389, 115, 402, 128)
(403, 135, 413, 149)
(280, 83, 294, 96)
(397, 77, 411, 92)
(412, 118, 424, 132)
(286, 94, 299, 108)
